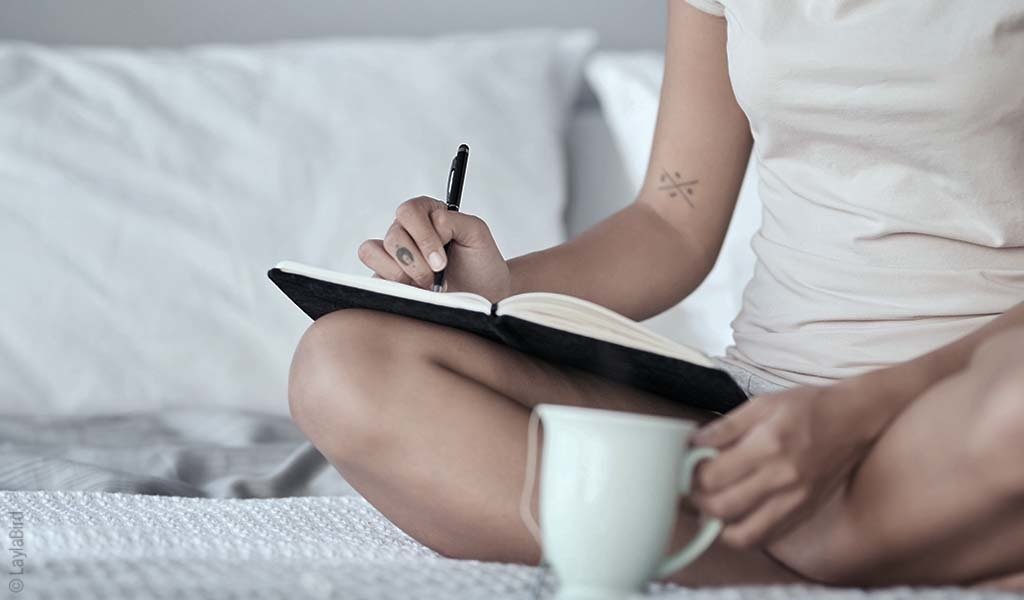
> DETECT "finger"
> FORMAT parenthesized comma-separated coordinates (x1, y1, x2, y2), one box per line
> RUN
(692, 394, 772, 448)
(383, 222, 433, 288)
(395, 197, 449, 272)
(693, 460, 799, 522)
(430, 210, 495, 249)
(719, 488, 807, 548)
(358, 239, 415, 285)
(698, 430, 782, 493)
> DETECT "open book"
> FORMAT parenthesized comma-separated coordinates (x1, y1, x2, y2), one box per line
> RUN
(269, 261, 745, 413)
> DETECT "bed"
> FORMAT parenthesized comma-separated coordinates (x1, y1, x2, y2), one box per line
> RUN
(3, 413, 1015, 600)
(0, 2, 1011, 598)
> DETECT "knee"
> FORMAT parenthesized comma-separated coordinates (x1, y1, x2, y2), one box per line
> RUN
(288, 309, 414, 462)
(966, 329, 1024, 494)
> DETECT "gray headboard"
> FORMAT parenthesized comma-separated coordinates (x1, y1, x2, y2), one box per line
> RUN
(0, 0, 665, 49)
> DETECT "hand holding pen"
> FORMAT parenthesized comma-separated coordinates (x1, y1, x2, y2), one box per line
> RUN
(433, 144, 469, 291)
(356, 143, 513, 302)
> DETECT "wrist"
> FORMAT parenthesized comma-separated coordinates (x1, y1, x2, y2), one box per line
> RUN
(503, 257, 525, 299)
(496, 261, 515, 302)
(504, 252, 544, 298)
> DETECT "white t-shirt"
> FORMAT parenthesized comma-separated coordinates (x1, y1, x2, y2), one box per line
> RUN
(687, 0, 1024, 387)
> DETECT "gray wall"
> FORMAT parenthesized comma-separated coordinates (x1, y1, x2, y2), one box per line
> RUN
(0, 0, 666, 49)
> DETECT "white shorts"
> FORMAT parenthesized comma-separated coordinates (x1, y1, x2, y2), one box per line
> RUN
(711, 356, 791, 398)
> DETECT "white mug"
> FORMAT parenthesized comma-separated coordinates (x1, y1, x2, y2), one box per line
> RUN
(521, 404, 721, 600)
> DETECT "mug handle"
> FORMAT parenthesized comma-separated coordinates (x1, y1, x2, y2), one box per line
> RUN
(654, 447, 723, 578)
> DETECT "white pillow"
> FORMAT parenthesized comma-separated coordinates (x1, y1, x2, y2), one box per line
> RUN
(0, 31, 595, 416)
(585, 51, 760, 356)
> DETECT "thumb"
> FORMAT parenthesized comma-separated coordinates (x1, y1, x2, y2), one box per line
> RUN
(693, 395, 767, 448)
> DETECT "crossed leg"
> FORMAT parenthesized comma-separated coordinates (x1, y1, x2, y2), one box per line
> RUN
(289, 309, 1024, 587)
(288, 309, 801, 585)
(768, 326, 1024, 587)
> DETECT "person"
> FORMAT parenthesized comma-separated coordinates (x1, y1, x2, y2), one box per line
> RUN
(287, 0, 1024, 587)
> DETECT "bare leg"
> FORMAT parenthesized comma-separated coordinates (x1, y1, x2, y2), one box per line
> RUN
(977, 571, 1024, 591)
(770, 327, 1024, 586)
(289, 310, 802, 584)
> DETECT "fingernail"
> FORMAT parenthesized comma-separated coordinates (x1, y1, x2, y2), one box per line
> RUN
(428, 252, 446, 271)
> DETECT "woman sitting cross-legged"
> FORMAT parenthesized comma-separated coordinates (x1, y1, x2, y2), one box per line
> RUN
(288, 0, 1024, 588)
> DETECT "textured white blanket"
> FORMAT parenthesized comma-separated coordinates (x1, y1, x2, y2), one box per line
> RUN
(0, 491, 1015, 600)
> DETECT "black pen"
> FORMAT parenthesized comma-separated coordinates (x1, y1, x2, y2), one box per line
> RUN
(432, 144, 470, 292)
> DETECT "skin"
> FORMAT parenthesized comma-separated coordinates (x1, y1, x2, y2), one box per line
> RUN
(291, 1, 1024, 588)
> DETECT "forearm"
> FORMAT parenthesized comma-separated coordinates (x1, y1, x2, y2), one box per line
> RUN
(505, 1, 751, 321)
(842, 301, 1024, 434)
(506, 201, 715, 320)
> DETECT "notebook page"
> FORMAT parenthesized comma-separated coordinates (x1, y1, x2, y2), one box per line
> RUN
(496, 292, 712, 367)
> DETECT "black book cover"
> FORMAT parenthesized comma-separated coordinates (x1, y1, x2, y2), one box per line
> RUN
(269, 268, 747, 413)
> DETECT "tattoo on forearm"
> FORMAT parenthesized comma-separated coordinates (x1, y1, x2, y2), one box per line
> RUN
(396, 246, 414, 266)
(658, 169, 698, 207)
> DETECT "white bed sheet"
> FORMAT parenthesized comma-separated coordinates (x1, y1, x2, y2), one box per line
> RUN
(0, 410, 1017, 599)
(3, 490, 1017, 600)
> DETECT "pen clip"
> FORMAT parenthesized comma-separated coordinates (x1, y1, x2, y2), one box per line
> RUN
(445, 158, 456, 205)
